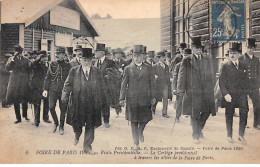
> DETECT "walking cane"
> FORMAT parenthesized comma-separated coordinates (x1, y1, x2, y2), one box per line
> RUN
(171, 117, 177, 135)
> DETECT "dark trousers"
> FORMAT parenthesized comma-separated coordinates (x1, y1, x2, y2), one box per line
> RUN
(115, 106, 122, 115)
(49, 92, 66, 127)
(102, 102, 110, 123)
(191, 112, 210, 139)
(33, 98, 50, 124)
(152, 85, 168, 115)
(225, 95, 248, 137)
(131, 121, 148, 145)
(14, 102, 28, 121)
(248, 89, 260, 127)
(175, 94, 183, 118)
(73, 125, 95, 152)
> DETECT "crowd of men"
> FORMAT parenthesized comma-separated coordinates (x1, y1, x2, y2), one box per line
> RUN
(0, 37, 259, 153)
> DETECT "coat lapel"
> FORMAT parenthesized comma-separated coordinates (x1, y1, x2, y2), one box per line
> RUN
(138, 63, 147, 79)
(129, 62, 139, 80)
(101, 58, 108, 72)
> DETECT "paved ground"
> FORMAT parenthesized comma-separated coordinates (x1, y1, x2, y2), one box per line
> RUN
(0, 99, 260, 164)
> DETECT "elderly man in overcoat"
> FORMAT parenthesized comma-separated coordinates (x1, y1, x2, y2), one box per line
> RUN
(5, 45, 31, 124)
(61, 48, 106, 153)
(119, 45, 156, 149)
(177, 37, 216, 144)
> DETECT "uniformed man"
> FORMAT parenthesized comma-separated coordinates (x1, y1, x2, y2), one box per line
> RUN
(152, 51, 171, 118)
(5, 45, 31, 124)
(42, 46, 71, 134)
(219, 42, 249, 144)
(62, 48, 106, 154)
(70, 45, 82, 68)
(172, 48, 192, 123)
(239, 38, 260, 129)
(177, 37, 215, 144)
(119, 45, 156, 150)
(94, 43, 114, 128)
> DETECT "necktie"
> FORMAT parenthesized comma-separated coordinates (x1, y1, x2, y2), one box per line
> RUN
(98, 59, 101, 68)
(235, 62, 238, 69)
(84, 69, 89, 79)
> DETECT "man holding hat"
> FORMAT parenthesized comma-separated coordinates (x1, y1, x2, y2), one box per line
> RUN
(43, 46, 71, 134)
(219, 42, 249, 144)
(120, 44, 156, 149)
(5, 44, 31, 123)
(94, 43, 114, 128)
(70, 45, 82, 68)
(152, 51, 171, 118)
(177, 37, 215, 144)
(62, 48, 106, 154)
(239, 38, 260, 129)
(30, 51, 52, 126)
(172, 48, 192, 123)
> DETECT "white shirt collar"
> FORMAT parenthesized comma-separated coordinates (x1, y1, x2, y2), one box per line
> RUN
(231, 59, 239, 66)
(248, 54, 254, 59)
(100, 56, 106, 64)
(135, 62, 142, 67)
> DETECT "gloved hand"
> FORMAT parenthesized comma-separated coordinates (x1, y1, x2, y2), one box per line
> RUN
(224, 94, 232, 103)
(42, 90, 48, 98)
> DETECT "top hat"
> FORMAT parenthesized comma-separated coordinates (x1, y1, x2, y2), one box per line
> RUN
(133, 45, 143, 54)
(180, 43, 187, 49)
(184, 48, 192, 54)
(229, 42, 242, 52)
(142, 46, 147, 54)
(114, 48, 124, 54)
(96, 43, 106, 51)
(82, 48, 93, 58)
(156, 51, 165, 57)
(55, 46, 66, 54)
(191, 37, 202, 48)
(14, 44, 23, 52)
(147, 51, 155, 58)
(38, 50, 47, 56)
(246, 38, 257, 47)
(67, 47, 73, 53)
(74, 45, 82, 51)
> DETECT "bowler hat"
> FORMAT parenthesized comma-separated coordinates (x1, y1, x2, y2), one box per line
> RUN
(14, 44, 23, 52)
(38, 50, 47, 56)
(82, 48, 93, 58)
(96, 43, 106, 51)
(156, 51, 165, 57)
(115, 48, 124, 54)
(55, 46, 66, 54)
(133, 45, 143, 54)
(74, 45, 82, 51)
(191, 37, 202, 48)
(147, 51, 155, 58)
(142, 46, 147, 54)
(229, 42, 242, 52)
(247, 38, 257, 47)
(67, 47, 73, 53)
(180, 43, 187, 49)
(184, 48, 192, 54)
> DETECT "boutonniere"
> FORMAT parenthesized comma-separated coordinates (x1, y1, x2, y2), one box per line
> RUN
(243, 70, 246, 73)
(122, 64, 125, 67)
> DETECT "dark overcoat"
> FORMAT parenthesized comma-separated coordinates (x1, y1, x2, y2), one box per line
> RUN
(5, 56, 31, 104)
(61, 65, 106, 128)
(153, 62, 171, 101)
(119, 62, 156, 122)
(69, 57, 81, 68)
(177, 54, 216, 118)
(219, 60, 249, 108)
(0, 61, 10, 102)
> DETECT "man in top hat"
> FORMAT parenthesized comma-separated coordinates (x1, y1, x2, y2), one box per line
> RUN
(94, 43, 114, 128)
(70, 45, 82, 68)
(119, 45, 156, 149)
(177, 37, 215, 144)
(171, 43, 187, 69)
(219, 42, 249, 144)
(0, 54, 12, 108)
(145, 51, 156, 67)
(62, 48, 106, 153)
(42, 46, 71, 134)
(30, 50, 52, 126)
(239, 38, 260, 129)
(114, 48, 130, 73)
(152, 51, 171, 118)
(172, 48, 192, 123)
(65, 47, 74, 63)
(5, 44, 31, 123)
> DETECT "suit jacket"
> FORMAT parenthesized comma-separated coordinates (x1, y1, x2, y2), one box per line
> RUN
(69, 57, 81, 68)
(120, 62, 156, 122)
(172, 62, 181, 91)
(61, 65, 106, 127)
(153, 62, 171, 100)
(239, 53, 260, 89)
(5, 56, 31, 103)
(177, 54, 216, 118)
(219, 60, 249, 106)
